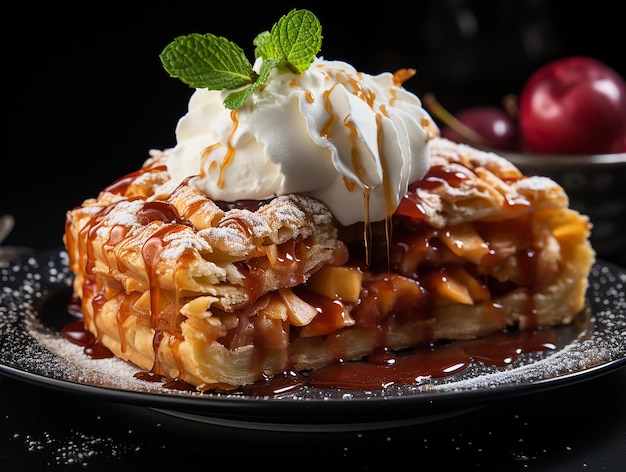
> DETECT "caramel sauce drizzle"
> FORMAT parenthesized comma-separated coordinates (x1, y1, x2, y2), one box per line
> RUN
(196, 110, 242, 189)
(290, 78, 315, 103)
(199, 143, 221, 179)
(137, 203, 194, 377)
(116, 294, 137, 354)
(375, 112, 394, 271)
(319, 71, 398, 268)
(320, 87, 337, 139)
(72, 199, 185, 378)
(392, 68, 416, 87)
(103, 165, 168, 195)
(218, 110, 240, 189)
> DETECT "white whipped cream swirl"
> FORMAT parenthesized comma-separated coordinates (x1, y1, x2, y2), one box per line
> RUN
(156, 57, 436, 226)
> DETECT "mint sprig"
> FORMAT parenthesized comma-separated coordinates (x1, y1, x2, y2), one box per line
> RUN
(160, 9, 323, 110)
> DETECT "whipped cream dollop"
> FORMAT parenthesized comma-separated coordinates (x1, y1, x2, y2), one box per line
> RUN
(156, 57, 436, 226)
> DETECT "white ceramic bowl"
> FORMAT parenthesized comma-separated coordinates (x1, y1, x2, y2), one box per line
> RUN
(500, 151, 626, 258)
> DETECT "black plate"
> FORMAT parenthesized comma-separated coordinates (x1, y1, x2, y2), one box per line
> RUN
(1, 250, 625, 431)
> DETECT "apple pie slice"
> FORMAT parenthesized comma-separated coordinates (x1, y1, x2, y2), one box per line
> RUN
(63, 137, 595, 391)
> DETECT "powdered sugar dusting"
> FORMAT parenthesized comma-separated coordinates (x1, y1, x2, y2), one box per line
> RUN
(160, 228, 212, 261)
(30, 327, 154, 392)
(515, 176, 560, 192)
(106, 200, 144, 227)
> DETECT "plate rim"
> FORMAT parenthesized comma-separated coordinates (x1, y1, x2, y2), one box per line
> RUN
(1, 249, 625, 428)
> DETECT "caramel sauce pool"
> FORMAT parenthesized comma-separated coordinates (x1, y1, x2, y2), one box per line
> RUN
(62, 313, 556, 396)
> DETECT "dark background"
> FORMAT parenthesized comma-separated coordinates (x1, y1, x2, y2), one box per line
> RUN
(3, 0, 625, 252)
(2, 4, 626, 470)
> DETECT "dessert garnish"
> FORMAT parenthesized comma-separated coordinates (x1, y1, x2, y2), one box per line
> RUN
(160, 9, 322, 110)
(154, 9, 434, 232)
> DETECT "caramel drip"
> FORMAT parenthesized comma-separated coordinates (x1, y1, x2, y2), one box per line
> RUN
(84, 204, 121, 276)
(375, 112, 395, 272)
(362, 187, 372, 266)
(237, 238, 313, 306)
(137, 201, 189, 336)
(117, 293, 139, 353)
(199, 143, 221, 179)
(150, 330, 165, 377)
(219, 214, 253, 237)
(108, 224, 128, 247)
(141, 231, 164, 329)
(216, 110, 240, 189)
(290, 78, 315, 103)
(140, 222, 190, 375)
(337, 70, 376, 106)
(421, 165, 471, 189)
(141, 224, 184, 329)
(342, 176, 357, 191)
(341, 115, 373, 265)
(292, 287, 353, 338)
(103, 165, 168, 195)
(61, 319, 113, 360)
(320, 77, 396, 268)
(320, 87, 337, 139)
(319, 71, 378, 137)
(343, 116, 367, 178)
(91, 293, 107, 328)
(392, 68, 416, 87)
(139, 200, 181, 226)
(388, 88, 398, 107)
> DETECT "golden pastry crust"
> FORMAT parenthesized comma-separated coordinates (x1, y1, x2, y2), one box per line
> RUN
(64, 138, 595, 391)
(384, 137, 594, 330)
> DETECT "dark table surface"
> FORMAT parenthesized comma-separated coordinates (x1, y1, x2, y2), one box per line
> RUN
(1, 361, 625, 471)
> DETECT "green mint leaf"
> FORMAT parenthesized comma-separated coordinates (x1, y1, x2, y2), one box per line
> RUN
(253, 31, 271, 59)
(224, 57, 281, 110)
(160, 33, 256, 90)
(161, 9, 323, 109)
(267, 9, 322, 73)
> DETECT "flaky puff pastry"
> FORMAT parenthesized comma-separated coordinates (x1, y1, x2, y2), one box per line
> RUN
(64, 138, 595, 391)
(291, 138, 595, 371)
(398, 138, 594, 331)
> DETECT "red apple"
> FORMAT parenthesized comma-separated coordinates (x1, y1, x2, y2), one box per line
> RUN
(440, 106, 520, 151)
(518, 56, 626, 154)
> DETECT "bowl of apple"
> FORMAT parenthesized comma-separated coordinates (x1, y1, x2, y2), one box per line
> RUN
(426, 56, 626, 258)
